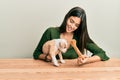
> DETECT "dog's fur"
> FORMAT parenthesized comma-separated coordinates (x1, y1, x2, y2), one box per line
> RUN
(42, 39, 68, 66)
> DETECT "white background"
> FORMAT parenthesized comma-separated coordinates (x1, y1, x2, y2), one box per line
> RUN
(0, 0, 120, 58)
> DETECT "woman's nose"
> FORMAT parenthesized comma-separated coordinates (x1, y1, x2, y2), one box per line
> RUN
(71, 23, 75, 28)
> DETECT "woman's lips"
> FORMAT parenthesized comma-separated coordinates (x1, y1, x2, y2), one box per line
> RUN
(67, 26, 72, 32)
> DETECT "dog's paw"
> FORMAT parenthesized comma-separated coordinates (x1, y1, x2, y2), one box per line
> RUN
(60, 60, 65, 63)
(54, 63, 59, 67)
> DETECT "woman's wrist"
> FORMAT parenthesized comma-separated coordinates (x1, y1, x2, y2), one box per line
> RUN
(85, 55, 101, 63)
(39, 54, 45, 60)
(39, 54, 51, 62)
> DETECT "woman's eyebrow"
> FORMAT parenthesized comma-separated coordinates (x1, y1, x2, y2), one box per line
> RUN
(71, 18, 80, 26)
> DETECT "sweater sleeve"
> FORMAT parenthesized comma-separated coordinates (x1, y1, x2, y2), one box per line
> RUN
(33, 28, 52, 59)
(86, 43, 110, 61)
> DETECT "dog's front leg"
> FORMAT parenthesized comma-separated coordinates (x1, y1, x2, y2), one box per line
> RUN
(49, 45, 59, 66)
(58, 52, 65, 63)
(51, 54, 59, 66)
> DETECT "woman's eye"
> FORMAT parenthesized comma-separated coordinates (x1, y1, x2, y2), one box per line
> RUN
(69, 18, 79, 27)
(70, 19, 74, 23)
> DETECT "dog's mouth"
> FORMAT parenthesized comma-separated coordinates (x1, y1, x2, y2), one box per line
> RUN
(61, 49, 67, 53)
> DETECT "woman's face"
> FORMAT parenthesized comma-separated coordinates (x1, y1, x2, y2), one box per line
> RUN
(66, 16, 81, 33)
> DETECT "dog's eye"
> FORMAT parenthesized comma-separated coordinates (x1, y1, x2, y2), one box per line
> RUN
(64, 46, 66, 49)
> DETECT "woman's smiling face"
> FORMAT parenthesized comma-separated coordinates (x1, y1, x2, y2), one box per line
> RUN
(66, 16, 81, 33)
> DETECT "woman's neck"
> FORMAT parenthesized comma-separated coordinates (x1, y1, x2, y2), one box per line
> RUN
(62, 32, 73, 36)
(60, 32, 74, 48)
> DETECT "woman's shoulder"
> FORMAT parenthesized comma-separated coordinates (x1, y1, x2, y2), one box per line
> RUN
(46, 27, 60, 31)
(43, 27, 59, 34)
(44, 27, 60, 38)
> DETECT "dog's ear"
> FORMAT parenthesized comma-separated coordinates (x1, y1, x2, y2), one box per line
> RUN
(59, 41, 67, 49)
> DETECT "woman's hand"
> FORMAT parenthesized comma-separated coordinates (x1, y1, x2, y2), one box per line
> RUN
(77, 55, 101, 65)
(77, 55, 88, 65)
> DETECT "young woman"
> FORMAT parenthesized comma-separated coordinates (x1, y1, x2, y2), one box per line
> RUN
(33, 6, 109, 64)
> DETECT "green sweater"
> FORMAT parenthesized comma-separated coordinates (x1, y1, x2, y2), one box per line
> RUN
(33, 27, 109, 61)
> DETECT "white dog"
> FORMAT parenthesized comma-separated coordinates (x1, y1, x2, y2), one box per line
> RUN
(42, 39, 68, 66)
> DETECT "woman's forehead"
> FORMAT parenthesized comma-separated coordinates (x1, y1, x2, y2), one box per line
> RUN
(69, 16, 81, 24)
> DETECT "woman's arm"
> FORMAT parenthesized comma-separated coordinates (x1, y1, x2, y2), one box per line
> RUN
(77, 42, 109, 65)
(86, 43, 109, 61)
(33, 27, 60, 60)
(77, 55, 101, 65)
(33, 28, 51, 59)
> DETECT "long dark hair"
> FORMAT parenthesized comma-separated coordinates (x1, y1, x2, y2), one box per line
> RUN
(59, 7, 94, 54)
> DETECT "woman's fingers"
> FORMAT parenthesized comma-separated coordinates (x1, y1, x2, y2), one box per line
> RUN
(77, 56, 88, 65)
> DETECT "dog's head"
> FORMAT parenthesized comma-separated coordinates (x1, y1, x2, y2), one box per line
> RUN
(59, 39, 68, 53)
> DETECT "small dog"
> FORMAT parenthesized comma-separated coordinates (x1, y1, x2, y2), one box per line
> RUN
(42, 39, 68, 66)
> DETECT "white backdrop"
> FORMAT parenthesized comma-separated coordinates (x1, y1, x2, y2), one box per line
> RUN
(0, 0, 120, 58)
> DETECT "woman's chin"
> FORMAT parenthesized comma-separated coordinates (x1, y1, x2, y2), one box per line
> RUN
(66, 30, 73, 33)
